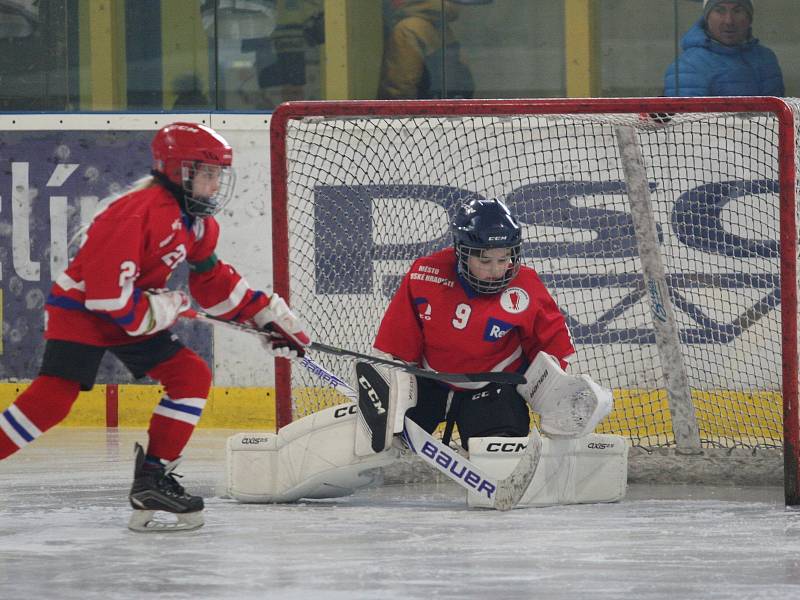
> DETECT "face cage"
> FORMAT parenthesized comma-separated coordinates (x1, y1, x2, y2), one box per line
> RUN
(180, 161, 236, 217)
(455, 243, 522, 295)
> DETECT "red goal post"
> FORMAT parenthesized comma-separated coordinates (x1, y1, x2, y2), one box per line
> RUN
(270, 97, 800, 503)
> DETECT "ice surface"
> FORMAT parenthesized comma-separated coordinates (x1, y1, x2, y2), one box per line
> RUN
(2, 428, 799, 600)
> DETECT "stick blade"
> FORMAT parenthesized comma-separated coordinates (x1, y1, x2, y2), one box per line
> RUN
(492, 428, 542, 511)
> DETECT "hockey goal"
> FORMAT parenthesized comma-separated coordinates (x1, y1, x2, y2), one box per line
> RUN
(270, 97, 800, 502)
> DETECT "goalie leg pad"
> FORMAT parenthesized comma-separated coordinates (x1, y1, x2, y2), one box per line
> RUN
(226, 403, 398, 503)
(517, 352, 613, 437)
(354, 361, 417, 456)
(466, 433, 628, 508)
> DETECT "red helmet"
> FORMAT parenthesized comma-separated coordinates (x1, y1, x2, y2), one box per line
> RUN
(151, 122, 235, 216)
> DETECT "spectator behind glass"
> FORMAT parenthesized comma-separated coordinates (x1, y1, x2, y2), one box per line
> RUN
(377, 0, 491, 100)
(664, 0, 784, 96)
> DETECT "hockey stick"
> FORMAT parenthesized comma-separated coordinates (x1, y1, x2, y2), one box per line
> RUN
(402, 417, 541, 511)
(182, 309, 525, 386)
(310, 340, 525, 386)
(297, 354, 357, 400)
(291, 353, 541, 511)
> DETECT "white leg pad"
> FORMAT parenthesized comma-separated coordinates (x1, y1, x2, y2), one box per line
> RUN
(226, 404, 399, 503)
(466, 434, 628, 508)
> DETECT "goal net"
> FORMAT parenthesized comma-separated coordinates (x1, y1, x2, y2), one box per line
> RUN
(270, 97, 800, 499)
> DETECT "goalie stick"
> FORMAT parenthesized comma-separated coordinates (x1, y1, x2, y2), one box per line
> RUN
(402, 417, 541, 511)
(291, 352, 541, 511)
(182, 309, 525, 386)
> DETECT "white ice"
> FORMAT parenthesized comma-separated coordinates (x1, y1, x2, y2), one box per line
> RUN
(2, 428, 800, 600)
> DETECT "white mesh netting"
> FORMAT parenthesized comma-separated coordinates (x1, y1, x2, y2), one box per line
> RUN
(275, 100, 800, 466)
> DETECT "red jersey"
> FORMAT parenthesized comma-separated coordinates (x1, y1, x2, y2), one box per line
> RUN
(45, 182, 268, 346)
(374, 248, 574, 387)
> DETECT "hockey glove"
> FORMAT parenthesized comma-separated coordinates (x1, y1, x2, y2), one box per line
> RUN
(250, 293, 311, 359)
(141, 289, 191, 335)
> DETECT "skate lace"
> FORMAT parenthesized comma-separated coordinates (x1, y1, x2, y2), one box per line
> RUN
(158, 459, 188, 497)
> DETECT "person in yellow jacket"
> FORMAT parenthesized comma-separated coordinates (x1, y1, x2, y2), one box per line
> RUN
(378, 0, 491, 100)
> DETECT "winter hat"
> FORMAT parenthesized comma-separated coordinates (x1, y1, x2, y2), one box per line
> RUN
(703, 0, 754, 20)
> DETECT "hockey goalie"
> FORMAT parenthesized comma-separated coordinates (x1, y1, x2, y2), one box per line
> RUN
(226, 198, 628, 509)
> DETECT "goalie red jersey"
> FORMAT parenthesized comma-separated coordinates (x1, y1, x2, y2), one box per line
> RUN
(45, 183, 268, 346)
(374, 248, 574, 384)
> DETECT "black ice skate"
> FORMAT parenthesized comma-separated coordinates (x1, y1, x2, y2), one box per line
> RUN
(128, 442, 204, 533)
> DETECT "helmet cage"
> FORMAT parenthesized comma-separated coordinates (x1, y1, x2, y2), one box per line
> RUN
(180, 160, 236, 217)
(455, 243, 521, 294)
(151, 122, 234, 217)
(451, 198, 523, 295)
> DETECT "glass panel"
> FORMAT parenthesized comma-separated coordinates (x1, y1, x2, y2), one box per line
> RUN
(600, 0, 799, 99)
(127, 0, 170, 110)
(377, 0, 467, 100)
(598, 0, 683, 97)
(213, 0, 324, 110)
(377, 0, 448, 99)
(0, 0, 795, 110)
(378, 0, 564, 100)
(453, 0, 565, 98)
(758, 0, 799, 97)
(0, 0, 78, 110)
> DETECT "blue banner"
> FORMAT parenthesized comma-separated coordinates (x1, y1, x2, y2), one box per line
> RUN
(311, 180, 781, 346)
(0, 130, 212, 383)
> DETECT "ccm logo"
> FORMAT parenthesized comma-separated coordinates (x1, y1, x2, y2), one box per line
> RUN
(334, 404, 358, 418)
(486, 442, 527, 452)
(487, 236, 508, 241)
(358, 375, 386, 415)
(240, 437, 271, 445)
(588, 442, 614, 449)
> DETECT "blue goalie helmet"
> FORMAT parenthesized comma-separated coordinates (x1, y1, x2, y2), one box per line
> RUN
(451, 198, 522, 294)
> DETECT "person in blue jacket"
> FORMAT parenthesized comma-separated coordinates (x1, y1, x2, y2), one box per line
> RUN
(664, 0, 784, 97)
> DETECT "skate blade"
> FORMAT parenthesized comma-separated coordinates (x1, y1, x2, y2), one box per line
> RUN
(128, 509, 204, 533)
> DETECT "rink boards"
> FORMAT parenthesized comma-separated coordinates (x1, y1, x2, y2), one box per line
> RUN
(0, 112, 790, 439)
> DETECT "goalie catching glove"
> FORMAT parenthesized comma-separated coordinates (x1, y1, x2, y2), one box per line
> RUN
(517, 352, 613, 438)
(249, 293, 311, 359)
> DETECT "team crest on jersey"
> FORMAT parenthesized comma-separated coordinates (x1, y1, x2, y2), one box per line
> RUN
(414, 297, 432, 321)
(500, 287, 530, 314)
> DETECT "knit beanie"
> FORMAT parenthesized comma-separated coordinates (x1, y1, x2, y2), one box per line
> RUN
(703, 0, 754, 20)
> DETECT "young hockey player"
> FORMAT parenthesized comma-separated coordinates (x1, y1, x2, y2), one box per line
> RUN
(0, 122, 310, 531)
(373, 197, 576, 449)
